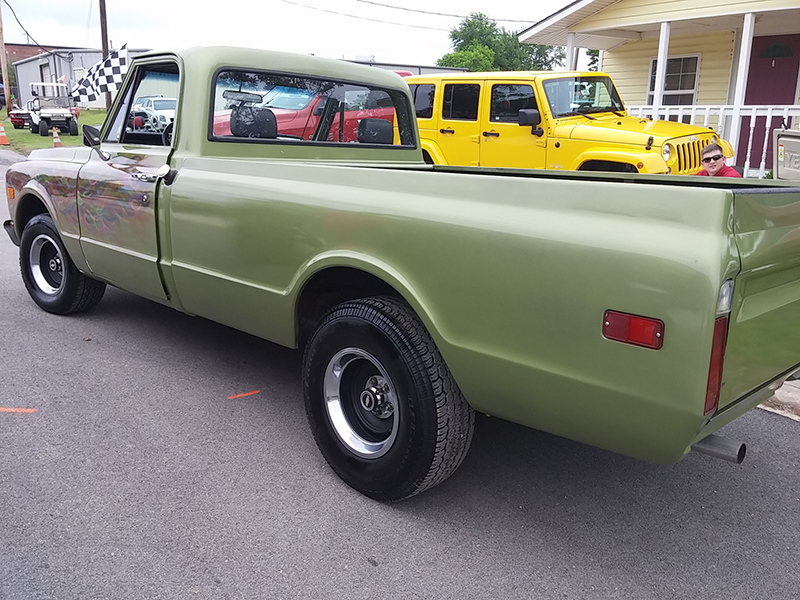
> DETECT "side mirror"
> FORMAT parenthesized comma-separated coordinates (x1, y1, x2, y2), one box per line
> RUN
(83, 125, 109, 160)
(518, 108, 544, 137)
(83, 124, 101, 148)
(518, 108, 541, 127)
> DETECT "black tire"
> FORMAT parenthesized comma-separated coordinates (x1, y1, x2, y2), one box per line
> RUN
(69, 119, 79, 136)
(303, 296, 474, 501)
(19, 214, 106, 315)
(39, 119, 49, 136)
(13, 123, 23, 129)
(29, 119, 37, 134)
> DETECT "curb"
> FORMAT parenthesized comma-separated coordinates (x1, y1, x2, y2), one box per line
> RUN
(761, 380, 800, 422)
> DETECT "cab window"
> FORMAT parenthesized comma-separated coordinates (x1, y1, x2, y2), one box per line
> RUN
(210, 69, 415, 146)
(490, 84, 537, 123)
(442, 84, 479, 121)
(105, 63, 180, 145)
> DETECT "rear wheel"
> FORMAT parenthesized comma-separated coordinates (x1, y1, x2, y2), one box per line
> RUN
(19, 215, 106, 314)
(29, 119, 37, 134)
(303, 297, 474, 501)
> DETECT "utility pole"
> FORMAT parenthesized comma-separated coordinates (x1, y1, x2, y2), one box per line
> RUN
(0, 2, 12, 111)
(99, 0, 110, 110)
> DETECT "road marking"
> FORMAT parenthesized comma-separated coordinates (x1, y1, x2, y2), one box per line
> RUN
(0, 407, 37, 413)
(228, 390, 260, 399)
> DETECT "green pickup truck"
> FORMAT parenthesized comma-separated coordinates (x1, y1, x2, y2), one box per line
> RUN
(5, 47, 800, 501)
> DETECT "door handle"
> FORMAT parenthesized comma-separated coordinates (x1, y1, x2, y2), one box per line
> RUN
(131, 172, 157, 183)
(482, 131, 500, 137)
(440, 128, 455, 134)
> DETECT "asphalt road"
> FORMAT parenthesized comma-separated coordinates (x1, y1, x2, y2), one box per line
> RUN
(1, 219, 800, 600)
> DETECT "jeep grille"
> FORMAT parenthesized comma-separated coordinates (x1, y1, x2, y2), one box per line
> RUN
(672, 134, 718, 175)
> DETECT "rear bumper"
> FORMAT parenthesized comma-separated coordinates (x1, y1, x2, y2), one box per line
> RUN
(690, 361, 800, 448)
(3, 219, 19, 246)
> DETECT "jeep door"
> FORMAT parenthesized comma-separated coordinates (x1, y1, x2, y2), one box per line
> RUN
(479, 81, 547, 169)
(76, 59, 180, 302)
(436, 81, 482, 166)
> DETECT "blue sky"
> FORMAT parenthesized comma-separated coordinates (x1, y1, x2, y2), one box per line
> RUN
(4, 0, 572, 66)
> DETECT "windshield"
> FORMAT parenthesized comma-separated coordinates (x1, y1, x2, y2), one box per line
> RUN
(258, 86, 317, 110)
(153, 99, 176, 110)
(542, 76, 624, 118)
(39, 96, 71, 109)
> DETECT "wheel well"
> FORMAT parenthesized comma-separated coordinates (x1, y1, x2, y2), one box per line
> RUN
(422, 150, 434, 165)
(15, 194, 48, 235)
(297, 267, 402, 346)
(579, 160, 638, 173)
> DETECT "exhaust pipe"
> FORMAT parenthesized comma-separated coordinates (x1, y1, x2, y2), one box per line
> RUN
(692, 434, 746, 464)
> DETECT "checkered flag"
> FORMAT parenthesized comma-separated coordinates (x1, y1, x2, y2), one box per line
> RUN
(70, 44, 129, 103)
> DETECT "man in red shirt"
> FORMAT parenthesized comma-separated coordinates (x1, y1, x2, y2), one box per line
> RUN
(696, 142, 742, 177)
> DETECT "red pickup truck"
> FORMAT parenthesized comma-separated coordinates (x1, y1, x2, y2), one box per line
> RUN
(212, 84, 396, 142)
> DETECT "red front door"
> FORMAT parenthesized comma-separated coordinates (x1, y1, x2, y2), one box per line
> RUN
(736, 35, 800, 169)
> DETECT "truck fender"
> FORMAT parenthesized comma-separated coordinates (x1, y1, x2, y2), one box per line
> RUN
(292, 250, 444, 349)
(14, 178, 90, 273)
(572, 149, 669, 174)
(420, 141, 447, 165)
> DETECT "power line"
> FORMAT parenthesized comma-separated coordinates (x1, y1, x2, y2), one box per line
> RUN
(278, 0, 450, 31)
(2, 0, 73, 61)
(352, 0, 535, 24)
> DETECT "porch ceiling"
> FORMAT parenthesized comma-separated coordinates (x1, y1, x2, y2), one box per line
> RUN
(520, 3, 800, 50)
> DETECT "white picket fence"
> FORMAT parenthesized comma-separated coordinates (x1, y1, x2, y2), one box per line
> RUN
(627, 104, 800, 177)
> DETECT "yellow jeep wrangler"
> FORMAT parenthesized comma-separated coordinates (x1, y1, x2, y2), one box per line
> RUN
(404, 71, 731, 175)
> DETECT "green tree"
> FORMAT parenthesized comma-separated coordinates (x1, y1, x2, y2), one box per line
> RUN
(586, 49, 600, 71)
(437, 13, 564, 72)
(437, 43, 495, 72)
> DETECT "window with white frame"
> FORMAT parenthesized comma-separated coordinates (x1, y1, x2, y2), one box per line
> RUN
(647, 55, 699, 106)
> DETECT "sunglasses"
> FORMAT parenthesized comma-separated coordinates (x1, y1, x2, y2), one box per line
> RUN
(702, 154, 724, 164)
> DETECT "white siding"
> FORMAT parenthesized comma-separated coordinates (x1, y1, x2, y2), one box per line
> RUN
(602, 31, 736, 106)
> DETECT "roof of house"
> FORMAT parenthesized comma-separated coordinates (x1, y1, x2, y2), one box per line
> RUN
(519, 0, 800, 50)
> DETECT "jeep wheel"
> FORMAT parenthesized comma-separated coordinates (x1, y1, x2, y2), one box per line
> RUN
(38, 119, 49, 136)
(303, 297, 474, 501)
(29, 120, 37, 134)
(69, 119, 79, 136)
(19, 215, 106, 314)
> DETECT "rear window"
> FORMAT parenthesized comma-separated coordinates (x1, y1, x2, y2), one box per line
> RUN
(408, 84, 435, 120)
(442, 84, 480, 121)
(210, 69, 415, 146)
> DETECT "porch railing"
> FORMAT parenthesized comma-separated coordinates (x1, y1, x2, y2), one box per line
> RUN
(626, 104, 800, 177)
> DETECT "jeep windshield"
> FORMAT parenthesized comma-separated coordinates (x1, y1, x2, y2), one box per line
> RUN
(542, 76, 624, 118)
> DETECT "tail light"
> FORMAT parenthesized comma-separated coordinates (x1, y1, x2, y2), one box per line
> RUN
(704, 280, 734, 416)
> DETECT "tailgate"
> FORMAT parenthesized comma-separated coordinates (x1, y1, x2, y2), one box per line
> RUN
(722, 188, 800, 408)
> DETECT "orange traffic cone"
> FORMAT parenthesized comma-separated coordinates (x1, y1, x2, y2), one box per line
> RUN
(0, 123, 9, 145)
(52, 127, 63, 148)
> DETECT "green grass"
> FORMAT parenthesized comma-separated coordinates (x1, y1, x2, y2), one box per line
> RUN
(1, 108, 108, 156)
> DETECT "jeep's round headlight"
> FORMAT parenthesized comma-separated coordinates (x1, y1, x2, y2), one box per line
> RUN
(662, 144, 672, 162)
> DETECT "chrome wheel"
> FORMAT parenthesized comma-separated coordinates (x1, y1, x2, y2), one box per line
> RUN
(323, 347, 399, 459)
(28, 234, 63, 295)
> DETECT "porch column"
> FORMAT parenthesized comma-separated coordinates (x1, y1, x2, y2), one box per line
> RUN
(652, 22, 671, 119)
(566, 32, 576, 70)
(729, 12, 756, 164)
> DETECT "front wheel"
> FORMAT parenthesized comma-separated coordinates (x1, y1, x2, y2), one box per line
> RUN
(38, 119, 49, 136)
(19, 215, 106, 314)
(69, 119, 79, 136)
(303, 297, 474, 501)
